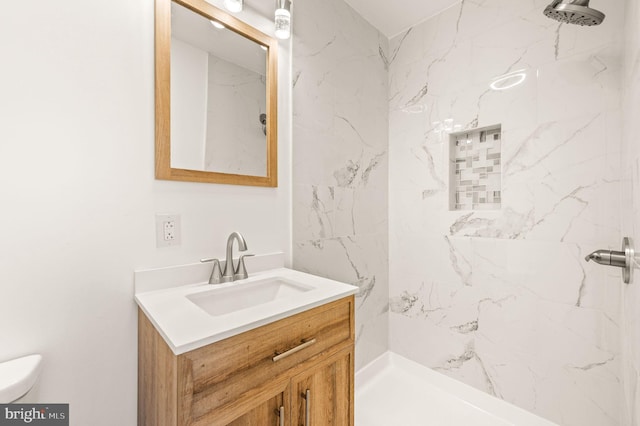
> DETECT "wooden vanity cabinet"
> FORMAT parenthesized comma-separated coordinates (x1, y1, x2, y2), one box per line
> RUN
(138, 296, 355, 426)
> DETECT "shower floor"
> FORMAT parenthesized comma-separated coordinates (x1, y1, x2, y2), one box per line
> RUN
(355, 352, 557, 426)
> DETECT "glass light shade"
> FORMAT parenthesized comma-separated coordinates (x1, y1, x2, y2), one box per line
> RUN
(274, 8, 291, 39)
(224, 0, 243, 13)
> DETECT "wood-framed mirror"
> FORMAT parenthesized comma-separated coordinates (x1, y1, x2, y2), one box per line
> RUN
(155, 0, 278, 187)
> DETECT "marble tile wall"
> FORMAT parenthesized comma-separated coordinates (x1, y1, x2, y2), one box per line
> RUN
(291, 0, 389, 369)
(388, 1, 625, 425)
(621, 0, 640, 424)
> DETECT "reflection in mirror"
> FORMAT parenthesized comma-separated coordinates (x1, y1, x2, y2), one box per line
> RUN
(155, 0, 278, 187)
(171, 2, 267, 176)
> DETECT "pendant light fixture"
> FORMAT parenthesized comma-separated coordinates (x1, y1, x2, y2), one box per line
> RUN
(224, 0, 243, 13)
(274, 0, 292, 40)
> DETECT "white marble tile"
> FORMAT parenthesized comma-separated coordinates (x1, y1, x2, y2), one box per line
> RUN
(386, 26, 428, 69)
(554, 4, 625, 62)
(292, 184, 335, 241)
(298, 0, 629, 423)
(387, 5, 460, 66)
(389, 139, 447, 195)
(352, 186, 389, 236)
(390, 282, 622, 426)
(294, 234, 388, 370)
(293, 0, 389, 371)
(536, 49, 621, 124)
(292, 124, 338, 186)
(478, 76, 539, 132)
(388, 0, 625, 424)
(620, 1, 640, 424)
(292, 68, 336, 133)
(468, 19, 555, 85)
(332, 187, 355, 237)
(478, 299, 620, 424)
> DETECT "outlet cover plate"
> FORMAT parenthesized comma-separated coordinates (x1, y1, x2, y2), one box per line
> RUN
(156, 214, 181, 248)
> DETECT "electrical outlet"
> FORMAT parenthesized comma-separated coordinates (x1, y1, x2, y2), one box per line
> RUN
(164, 221, 176, 241)
(156, 214, 181, 248)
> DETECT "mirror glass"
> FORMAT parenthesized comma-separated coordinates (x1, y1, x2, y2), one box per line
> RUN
(155, 0, 278, 187)
(171, 2, 267, 176)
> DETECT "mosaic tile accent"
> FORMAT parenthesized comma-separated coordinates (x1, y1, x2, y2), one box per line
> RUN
(449, 126, 501, 211)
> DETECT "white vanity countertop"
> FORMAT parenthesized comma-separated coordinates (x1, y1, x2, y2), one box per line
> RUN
(135, 265, 358, 355)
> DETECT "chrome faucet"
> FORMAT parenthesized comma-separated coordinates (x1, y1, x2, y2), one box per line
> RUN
(584, 249, 626, 267)
(199, 258, 222, 284)
(222, 232, 248, 283)
(585, 237, 635, 284)
(200, 232, 252, 284)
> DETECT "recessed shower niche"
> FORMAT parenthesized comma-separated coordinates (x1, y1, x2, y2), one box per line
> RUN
(449, 125, 502, 211)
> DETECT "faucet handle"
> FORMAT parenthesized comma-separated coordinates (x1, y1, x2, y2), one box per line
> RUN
(200, 258, 223, 284)
(234, 254, 254, 281)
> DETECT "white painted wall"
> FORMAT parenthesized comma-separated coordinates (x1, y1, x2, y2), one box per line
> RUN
(0, 1, 291, 425)
(171, 37, 208, 170)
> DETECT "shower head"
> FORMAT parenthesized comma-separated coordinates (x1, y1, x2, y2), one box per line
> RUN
(259, 113, 267, 136)
(543, 0, 605, 26)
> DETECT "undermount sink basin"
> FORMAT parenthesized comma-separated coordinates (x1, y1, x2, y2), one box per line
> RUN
(186, 277, 314, 316)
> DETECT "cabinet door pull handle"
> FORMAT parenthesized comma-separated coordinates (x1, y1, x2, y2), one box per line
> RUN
(304, 389, 311, 426)
(272, 339, 317, 362)
(277, 405, 284, 426)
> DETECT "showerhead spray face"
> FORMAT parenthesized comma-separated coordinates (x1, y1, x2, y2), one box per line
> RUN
(543, 0, 605, 26)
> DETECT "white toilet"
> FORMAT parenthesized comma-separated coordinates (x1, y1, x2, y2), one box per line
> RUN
(0, 354, 43, 403)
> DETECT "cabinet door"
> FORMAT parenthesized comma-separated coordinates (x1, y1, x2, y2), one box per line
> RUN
(227, 390, 287, 426)
(291, 348, 354, 426)
(187, 379, 290, 426)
